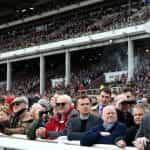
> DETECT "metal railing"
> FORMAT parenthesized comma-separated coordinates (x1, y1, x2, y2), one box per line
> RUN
(0, 134, 137, 150)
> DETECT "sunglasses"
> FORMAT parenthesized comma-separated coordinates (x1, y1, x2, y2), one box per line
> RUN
(56, 102, 66, 107)
(13, 102, 22, 106)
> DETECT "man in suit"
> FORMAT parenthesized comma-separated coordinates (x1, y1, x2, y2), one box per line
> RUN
(95, 88, 111, 116)
(66, 95, 100, 140)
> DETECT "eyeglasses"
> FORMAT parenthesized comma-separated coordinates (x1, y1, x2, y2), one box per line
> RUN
(56, 103, 66, 107)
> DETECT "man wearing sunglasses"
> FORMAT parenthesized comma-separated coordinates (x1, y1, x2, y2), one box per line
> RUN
(3, 96, 33, 135)
(35, 94, 78, 139)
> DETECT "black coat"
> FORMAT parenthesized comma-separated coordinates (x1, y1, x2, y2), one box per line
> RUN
(136, 113, 150, 140)
(126, 125, 139, 146)
(80, 121, 126, 146)
(66, 114, 100, 140)
(116, 109, 134, 128)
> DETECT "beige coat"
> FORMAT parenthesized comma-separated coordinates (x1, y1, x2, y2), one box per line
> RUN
(4, 110, 33, 135)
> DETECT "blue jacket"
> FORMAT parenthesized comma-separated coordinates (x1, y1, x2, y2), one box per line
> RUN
(80, 121, 126, 146)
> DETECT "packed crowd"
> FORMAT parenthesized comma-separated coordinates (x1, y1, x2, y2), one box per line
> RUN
(0, 1, 149, 51)
(0, 46, 148, 98)
(0, 88, 149, 149)
(0, 1, 150, 148)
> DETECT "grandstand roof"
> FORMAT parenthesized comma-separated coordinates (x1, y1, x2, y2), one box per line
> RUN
(0, 0, 39, 14)
(0, 0, 87, 24)
(0, 0, 41, 22)
(0, 0, 138, 25)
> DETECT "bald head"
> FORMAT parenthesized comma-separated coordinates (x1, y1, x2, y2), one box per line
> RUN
(102, 105, 117, 124)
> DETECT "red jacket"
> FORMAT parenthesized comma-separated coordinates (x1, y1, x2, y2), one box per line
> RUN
(45, 107, 78, 134)
(45, 114, 66, 132)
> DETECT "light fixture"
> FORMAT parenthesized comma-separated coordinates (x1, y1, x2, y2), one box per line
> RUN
(30, 7, 34, 10)
(145, 49, 149, 53)
(21, 9, 27, 13)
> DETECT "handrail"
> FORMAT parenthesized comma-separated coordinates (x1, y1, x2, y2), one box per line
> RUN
(0, 134, 137, 150)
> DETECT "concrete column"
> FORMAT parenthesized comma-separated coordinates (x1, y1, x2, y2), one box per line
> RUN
(65, 50, 71, 87)
(6, 61, 12, 91)
(40, 55, 45, 95)
(128, 37, 134, 82)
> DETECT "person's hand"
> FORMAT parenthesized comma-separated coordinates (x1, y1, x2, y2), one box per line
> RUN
(35, 127, 46, 138)
(116, 140, 126, 148)
(133, 137, 149, 150)
(115, 99, 125, 110)
(34, 107, 45, 119)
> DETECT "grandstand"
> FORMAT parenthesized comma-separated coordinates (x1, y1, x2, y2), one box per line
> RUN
(0, 0, 149, 150)
(0, 0, 149, 97)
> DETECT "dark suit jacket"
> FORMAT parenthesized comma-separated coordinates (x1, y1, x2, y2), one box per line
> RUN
(126, 125, 139, 146)
(80, 121, 126, 146)
(136, 113, 150, 139)
(66, 114, 100, 140)
(116, 109, 134, 128)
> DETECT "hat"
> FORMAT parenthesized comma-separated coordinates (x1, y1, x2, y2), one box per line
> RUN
(5, 96, 14, 104)
(38, 99, 51, 111)
(12, 96, 29, 105)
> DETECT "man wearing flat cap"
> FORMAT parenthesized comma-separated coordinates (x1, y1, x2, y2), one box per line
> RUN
(3, 96, 33, 135)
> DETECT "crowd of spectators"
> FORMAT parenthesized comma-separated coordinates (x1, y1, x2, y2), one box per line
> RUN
(0, 48, 149, 150)
(0, 1, 150, 148)
(0, 87, 149, 149)
(0, 1, 149, 52)
(0, 59, 147, 101)
(0, 45, 148, 99)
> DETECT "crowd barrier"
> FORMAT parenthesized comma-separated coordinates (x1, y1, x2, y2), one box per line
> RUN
(78, 86, 123, 96)
(0, 134, 137, 150)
